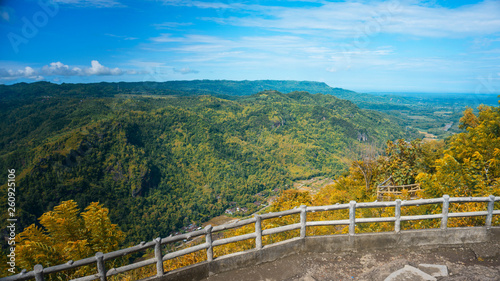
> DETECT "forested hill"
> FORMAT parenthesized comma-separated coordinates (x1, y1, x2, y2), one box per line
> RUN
(0, 82, 407, 243)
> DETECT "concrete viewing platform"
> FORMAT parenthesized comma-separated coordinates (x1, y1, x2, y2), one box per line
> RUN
(151, 227, 500, 281)
(201, 240, 499, 281)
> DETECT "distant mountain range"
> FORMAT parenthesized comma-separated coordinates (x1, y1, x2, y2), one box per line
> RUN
(3, 80, 497, 109)
(0, 79, 415, 110)
(0, 79, 357, 98)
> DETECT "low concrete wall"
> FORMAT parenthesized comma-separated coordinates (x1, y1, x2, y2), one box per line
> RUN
(143, 227, 500, 281)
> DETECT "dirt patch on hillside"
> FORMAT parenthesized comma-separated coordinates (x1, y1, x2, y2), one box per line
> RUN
(294, 177, 335, 195)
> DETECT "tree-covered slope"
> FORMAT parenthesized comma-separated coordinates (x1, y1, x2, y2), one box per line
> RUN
(0, 82, 407, 243)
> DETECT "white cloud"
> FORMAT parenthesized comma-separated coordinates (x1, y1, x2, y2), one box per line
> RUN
(24, 66, 35, 77)
(86, 60, 123, 75)
(0, 66, 43, 80)
(0, 61, 137, 81)
(42, 62, 80, 76)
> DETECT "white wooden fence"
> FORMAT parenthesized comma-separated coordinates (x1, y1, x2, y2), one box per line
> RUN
(2, 195, 499, 281)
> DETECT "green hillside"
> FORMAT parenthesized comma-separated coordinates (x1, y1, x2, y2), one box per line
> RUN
(0, 82, 408, 243)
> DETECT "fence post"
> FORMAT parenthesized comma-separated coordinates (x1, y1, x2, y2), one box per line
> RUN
(395, 199, 401, 233)
(34, 264, 44, 281)
(486, 195, 495, 228)
(441, 195, 450, 230)
(154, 237, 164, 276)
(205, 225, 213, 262)
(300, 205, 307, 239)
(255, 214, 262, 249)
(96, 252, 107, 281)
(349, 201, 356, 236)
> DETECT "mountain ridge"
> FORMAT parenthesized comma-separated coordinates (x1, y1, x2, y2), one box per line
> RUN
(0, 79, 362, 100)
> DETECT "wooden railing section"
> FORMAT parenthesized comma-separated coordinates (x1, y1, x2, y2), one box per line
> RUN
(2, 195, 499, 281)
(376, 183, 421, 201)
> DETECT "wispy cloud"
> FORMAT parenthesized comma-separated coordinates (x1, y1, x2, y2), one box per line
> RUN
(105, 33, 138, 40)
(473, 37, 500, 49)
(146, 31, 393, 68)
(160, 0, 244, 10)
(182, 0, 500, 38)
(150, 33, 232, 45)
(150, 33, 185, 43)
(173, 67, 199, 74)
(53, 0, 123, 8)
(128, 61, 169, 69)
(153, 22, 194, 29)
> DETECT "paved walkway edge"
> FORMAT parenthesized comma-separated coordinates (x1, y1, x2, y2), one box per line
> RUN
(141, 227, 500, 281)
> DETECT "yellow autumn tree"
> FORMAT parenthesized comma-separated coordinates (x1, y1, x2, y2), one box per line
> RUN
(418, 103, 500, 227)
(15, 200, 125, 279)
(418, 104, 500, 198)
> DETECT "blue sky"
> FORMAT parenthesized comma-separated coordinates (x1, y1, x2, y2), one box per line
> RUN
(1, 0, 500, 93)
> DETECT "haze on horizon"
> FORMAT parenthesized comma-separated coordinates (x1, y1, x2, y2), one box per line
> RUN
(1, 0, 500, 94)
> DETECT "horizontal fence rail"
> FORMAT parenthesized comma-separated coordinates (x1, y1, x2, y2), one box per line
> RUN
(2, 195, 499, 281)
